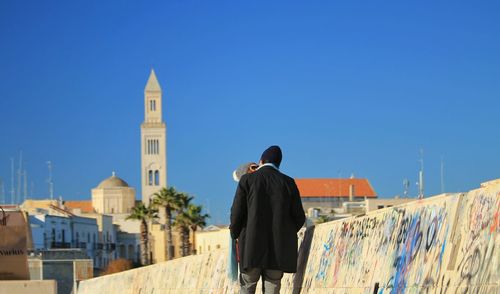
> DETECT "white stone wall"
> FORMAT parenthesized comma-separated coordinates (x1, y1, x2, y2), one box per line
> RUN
(77, 180, 500, 293)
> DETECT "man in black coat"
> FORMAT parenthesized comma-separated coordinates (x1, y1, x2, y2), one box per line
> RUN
(230, 146, 306, 294)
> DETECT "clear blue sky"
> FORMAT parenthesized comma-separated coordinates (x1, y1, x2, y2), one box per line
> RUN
(1, 1, 499, 224)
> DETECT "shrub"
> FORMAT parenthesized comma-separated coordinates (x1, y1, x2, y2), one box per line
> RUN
(101, 258, 133, 276)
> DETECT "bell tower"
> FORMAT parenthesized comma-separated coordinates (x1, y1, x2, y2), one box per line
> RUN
(141, 69, 167, 204)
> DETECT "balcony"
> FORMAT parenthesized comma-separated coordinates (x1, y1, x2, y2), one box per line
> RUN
(50, 241, 71, 248)
(103, 243, 115, 251)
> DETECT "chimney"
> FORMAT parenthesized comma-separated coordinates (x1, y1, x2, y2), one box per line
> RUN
(349, 184, 355, 202)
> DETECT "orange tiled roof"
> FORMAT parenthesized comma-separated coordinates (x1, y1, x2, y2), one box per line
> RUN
(64, 200, 94, 213)
(295, 178, 377, 198)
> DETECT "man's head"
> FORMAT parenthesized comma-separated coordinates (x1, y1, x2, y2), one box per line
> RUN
(259, 145, 282, 168)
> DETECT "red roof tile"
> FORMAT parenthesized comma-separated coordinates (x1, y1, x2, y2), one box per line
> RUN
(295, 178, 377, 198)
(64, 200, 94, 213)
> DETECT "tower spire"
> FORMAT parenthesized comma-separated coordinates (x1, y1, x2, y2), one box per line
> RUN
(145, 69, 162, 92)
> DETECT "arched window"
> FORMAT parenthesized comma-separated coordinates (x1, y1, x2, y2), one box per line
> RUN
(148, 170, 153, 185)
(154, 170, 159, 186)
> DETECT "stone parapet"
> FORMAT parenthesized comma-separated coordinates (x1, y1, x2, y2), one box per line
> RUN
(0, 280, 57, 294)
(77, 179, 500, 293)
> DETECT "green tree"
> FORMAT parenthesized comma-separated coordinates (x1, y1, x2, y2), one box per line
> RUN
(315, 215, 331, 224)
(152, 187, 182, 260)
(126, 202, 158, 265)
(185, 204, 209, 255)
(173, 193, 194, 256)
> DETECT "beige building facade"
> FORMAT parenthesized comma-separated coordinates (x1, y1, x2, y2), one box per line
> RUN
(364, 198, 417, 212)
(195, 226, 230, 255)
(150, 224, 183, 263)
(91, 172, 136, 214)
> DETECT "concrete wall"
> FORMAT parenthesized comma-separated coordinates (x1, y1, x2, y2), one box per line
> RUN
(31, 256, 92, 294)
(0, 280, 57, 294)
(77, 180, 500, 293)
(364, 198, 417, 212)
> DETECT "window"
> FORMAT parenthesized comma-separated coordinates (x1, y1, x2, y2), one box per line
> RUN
(148, 170, 153, 185)
(154, 170, 159, 186)
(88, 233, 90, 243)
(153, 140, 158, 154)
(146, 139, 160, 155)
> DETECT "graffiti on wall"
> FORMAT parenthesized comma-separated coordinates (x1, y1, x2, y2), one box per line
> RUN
(77, 181, 500, 294)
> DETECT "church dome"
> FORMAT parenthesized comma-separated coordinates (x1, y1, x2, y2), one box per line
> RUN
(97, 172, 130, 189)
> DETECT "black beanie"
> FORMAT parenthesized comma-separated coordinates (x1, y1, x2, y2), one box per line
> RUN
(260, 145, 282, 168)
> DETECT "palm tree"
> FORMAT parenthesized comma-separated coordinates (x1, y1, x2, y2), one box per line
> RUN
(185, 204, 209, 255)
(126, 202, 158, 265)
(315, 215, 331, 224)
(173, 193, 194, 256)
(152, 187, 182, 260)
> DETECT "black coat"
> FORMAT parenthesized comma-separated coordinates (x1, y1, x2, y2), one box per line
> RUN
(230, 166, 306, 273)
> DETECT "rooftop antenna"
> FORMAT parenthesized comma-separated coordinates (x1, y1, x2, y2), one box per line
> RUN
(417, 148, 424, 199)
(16, 151, 23, 204)
(23, 169, 28, 202)
(10, 158, 15, 204)
(47, 161, 54, 200)
(440, 156, 445, 194)
(338, 170, 342, 198)
(403, 178, 410, 198)
(30, 180, 35, 198)
(0, 177, 5, 204)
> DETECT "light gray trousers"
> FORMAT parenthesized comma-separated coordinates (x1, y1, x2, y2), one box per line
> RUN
(239, 268, 284, 294)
